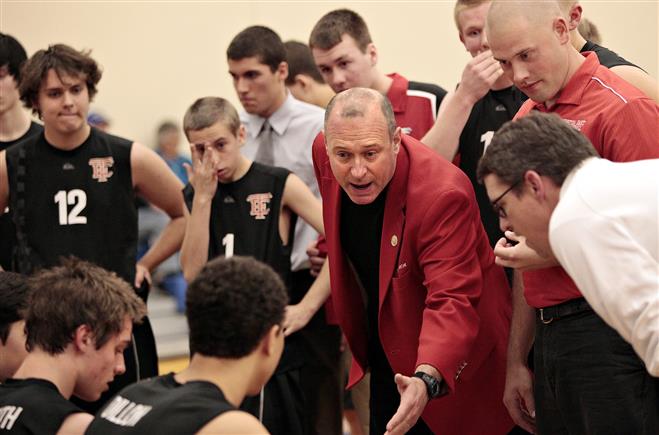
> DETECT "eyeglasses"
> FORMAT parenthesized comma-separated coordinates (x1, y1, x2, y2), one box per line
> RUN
(491, 180, 521, 218)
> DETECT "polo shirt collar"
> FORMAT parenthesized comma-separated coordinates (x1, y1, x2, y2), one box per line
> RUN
(386, 73, 408, 114)
(530, 51, 600, 111)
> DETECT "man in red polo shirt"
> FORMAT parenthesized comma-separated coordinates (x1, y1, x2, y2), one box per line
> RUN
(309, 9, 446, 141)
(486, 1, 659, 434)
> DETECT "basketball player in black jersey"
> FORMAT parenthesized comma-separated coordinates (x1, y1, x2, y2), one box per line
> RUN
(87, 256, 287, 435)
(0, 44, 187, 412)
(0, 34, 43, 272)
(0, 272, 29, 383)
(0, 258, 146, 435)
(180, 97, 330, 435)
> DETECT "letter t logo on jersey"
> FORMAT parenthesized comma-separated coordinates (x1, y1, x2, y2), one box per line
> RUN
(89, 157, 115, 182)
(246, 193, 273, 220)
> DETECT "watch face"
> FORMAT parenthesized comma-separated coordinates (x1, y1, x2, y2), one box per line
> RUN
(415, 372, 445, 399)
(429, 379, 440, 397)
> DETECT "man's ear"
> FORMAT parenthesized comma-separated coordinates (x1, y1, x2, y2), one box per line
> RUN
(294, 74, 311, 91)
(73, 324, 95, 352)
(524, 170, 547, 200)
(392, 126, 402, 154)
(237, 124, 247, 146)
(366, 42, 378, 67)
(553, 17, 571, 45)
(566, 3, 583, 30)
(278, 61, 289, 82)
(32, 99, 42, 119)
(262, 324, 282, 356)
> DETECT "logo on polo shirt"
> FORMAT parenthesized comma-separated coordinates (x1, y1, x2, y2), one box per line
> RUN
(247, 192, 273, 220)
(563, 119, 587, 131)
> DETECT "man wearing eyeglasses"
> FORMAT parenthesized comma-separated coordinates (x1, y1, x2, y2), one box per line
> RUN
(486, 1, 659, 434)
(478, 112, 659, 434)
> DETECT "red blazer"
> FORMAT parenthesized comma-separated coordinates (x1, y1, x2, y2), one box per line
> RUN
(313, 134, 513, 434)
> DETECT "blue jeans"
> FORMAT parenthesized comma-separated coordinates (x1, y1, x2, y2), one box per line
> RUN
(534, 307, 659, 434)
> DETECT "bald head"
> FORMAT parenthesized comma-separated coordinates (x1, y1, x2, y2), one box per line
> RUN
(488, 0, 564, 33)
(324, 87, 396, 141)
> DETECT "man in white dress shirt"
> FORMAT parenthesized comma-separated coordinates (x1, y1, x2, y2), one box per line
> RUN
(225, 25, 342, 435)
(478, 112, 659, 377)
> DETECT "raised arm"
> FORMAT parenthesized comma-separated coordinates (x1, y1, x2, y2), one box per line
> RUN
(179, 145, 218, 282)
(421, 50, 504, 160)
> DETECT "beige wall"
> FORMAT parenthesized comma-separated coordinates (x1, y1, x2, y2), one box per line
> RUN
(2, 1, 657, 147)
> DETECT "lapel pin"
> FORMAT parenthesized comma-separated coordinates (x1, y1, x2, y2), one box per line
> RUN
(391, 235, 398, 247)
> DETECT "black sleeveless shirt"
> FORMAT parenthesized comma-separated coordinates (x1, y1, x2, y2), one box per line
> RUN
(5, 128, 137, 283)
(184, 162, 294, 289)
(458, 86, 526, 248)
(0, 378, 82, 434)
(0, 121, 43, 271)
(86, 373, 235, 435)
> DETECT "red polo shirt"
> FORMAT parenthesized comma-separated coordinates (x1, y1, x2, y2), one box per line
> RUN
(514, 52, 659, 308)
(386, 73, 446, 140)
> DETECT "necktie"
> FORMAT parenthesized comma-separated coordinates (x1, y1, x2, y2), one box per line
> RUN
(253, 120, 274, 166)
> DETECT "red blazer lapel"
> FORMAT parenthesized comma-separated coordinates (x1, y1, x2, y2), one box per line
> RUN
(378, 139, 410, 310)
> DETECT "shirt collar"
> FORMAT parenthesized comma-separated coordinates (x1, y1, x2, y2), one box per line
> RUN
(529, 51, 600, 111)
(386, 73, 408, 114)
(559, 157, 598, 200)
(243, 91, 297, 138)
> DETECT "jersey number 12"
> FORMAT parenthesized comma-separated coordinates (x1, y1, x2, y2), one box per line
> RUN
(54, 189, 88, 225)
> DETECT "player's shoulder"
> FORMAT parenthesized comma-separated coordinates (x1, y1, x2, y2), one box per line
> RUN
(407, 79, 448, 98)
(197, 410, 268, 435)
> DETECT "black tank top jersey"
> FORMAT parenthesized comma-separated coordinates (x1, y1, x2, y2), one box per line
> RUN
(183, 162, 294, 287)
(5, 127, 137, 283)
(0, 122, 43, 152)
(0, 378, 83, 434)
(86, 373, 235, 435)
(0, 122, 44, 271)
(457, 86, 527, 248)
(582, 40, 640, 69)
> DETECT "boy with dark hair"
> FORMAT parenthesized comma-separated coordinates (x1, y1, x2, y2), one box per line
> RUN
(309, 8, 447, 140)
(227, 25, 343, 435)
(0, 33, 42, 272)
(87, 256, 288, 435)
(0, 33, 41, 151)
(284, 41, 334, 108)
(0, 43, 187, 412)
(0, 258, 146, 434)
(0, 272, 29, 382)
(180, 96, 331, 435)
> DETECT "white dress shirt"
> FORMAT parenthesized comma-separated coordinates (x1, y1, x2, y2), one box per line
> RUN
(550, 157, 659, 375)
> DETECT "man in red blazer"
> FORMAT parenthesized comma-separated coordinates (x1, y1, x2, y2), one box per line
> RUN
(313, 87, 513, 435)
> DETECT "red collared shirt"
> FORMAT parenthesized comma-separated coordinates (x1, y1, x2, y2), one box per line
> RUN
(386, 73, 446, 140)
(515, 52, 659, 308)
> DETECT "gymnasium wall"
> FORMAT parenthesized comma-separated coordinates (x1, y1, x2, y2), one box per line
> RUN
(2, 1, 657, 147)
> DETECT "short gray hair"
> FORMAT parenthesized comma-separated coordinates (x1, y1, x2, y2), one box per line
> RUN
(324, 87, 397, 140)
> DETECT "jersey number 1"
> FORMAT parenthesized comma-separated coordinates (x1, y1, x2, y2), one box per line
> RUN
(54, 189, 88, 225)
(222, 233, 234, 258)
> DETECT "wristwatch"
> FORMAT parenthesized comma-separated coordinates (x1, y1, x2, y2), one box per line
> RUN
(413, 371, 447, 399)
